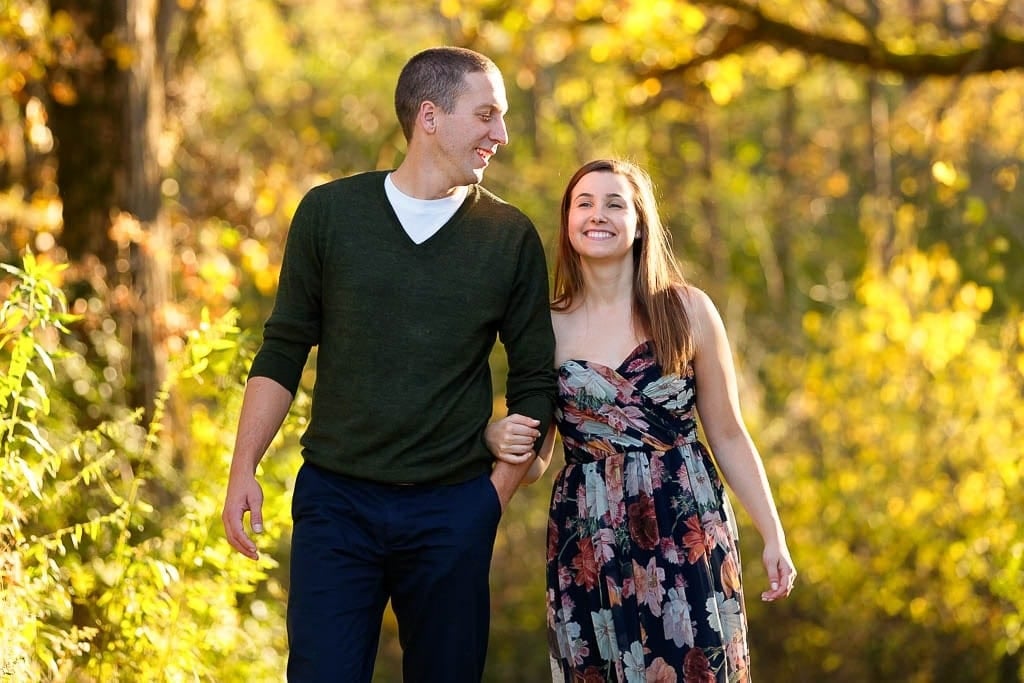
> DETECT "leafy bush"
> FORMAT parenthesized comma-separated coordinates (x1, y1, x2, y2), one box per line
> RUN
(754, 247, 1024, 682)
(1, 252, 296, 681)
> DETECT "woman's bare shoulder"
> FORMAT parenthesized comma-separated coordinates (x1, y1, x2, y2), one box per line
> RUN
(674, 283, 714, 314)
(673, 284, 724, 346)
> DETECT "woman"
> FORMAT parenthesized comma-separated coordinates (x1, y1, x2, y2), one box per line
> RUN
(487, 159, 796, 682)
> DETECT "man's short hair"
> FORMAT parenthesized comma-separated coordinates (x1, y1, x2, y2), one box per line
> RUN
(395, 47, 500, 142)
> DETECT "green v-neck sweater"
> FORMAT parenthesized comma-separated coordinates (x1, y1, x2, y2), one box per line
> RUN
(248, 171, 557, 485)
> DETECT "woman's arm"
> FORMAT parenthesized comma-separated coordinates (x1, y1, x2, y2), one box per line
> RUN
(686, 286, 797, 601)
(522, 423, 558, 484)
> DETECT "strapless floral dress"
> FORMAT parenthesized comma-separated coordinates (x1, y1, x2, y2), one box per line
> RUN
(546, 341, 750, 683)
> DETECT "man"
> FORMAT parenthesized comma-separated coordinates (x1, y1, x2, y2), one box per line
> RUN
(220, 47, 556, 682)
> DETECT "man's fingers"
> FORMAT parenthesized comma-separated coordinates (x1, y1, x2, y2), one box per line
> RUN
(223, 501, 260, 560)
(497, 425, 540, 449)
(498, 450, 534, 464)
(226, 522, 255, 557)
(507, 414, 540, 427)
(250, 504, 264, 535)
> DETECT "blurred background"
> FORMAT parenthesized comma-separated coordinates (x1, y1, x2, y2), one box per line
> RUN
(1, 0, 1022, 681)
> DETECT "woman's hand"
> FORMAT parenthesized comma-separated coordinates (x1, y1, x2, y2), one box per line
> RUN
(760, 540, 797, 602)
(485, 413, 540, 464)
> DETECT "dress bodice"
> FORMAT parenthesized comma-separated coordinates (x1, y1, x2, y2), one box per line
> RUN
(555, 341, 699, 465)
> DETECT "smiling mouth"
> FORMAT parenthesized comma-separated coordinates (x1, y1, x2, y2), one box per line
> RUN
(584, 230, 615, 238)
(476, 148, 494, 163)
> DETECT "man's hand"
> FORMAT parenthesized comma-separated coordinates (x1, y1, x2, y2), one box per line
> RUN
(484, 414, 540, 464)
(221, 472, 265, 560)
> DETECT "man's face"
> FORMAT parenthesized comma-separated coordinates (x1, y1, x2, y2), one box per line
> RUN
(433, 70, 509, 186)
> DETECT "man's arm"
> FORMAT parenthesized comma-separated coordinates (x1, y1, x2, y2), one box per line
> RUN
(493, 227, 557, 508)
(221, 376, 294, 560)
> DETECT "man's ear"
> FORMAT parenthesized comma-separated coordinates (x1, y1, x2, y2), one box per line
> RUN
(418, 101, 437, 134)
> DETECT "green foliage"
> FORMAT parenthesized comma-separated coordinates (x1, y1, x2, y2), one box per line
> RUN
(3, 1, 1024, 680)
(756, 246, 1024, 682)
(1, 251, 83, 680)
(1, 253, 295, 681)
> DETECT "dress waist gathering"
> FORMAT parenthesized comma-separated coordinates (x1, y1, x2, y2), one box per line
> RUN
(559, 426, 703, 466)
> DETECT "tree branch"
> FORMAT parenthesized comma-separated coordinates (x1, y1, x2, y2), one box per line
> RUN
(644, 0, 1024, 79)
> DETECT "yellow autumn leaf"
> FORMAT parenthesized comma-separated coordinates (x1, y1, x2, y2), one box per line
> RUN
(932, 160, 958, 186)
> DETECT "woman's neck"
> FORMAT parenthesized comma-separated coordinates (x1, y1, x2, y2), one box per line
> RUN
(579, 259, 634, 309)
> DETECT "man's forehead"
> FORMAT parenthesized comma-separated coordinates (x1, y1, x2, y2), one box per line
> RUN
(458, 71, 508, 110)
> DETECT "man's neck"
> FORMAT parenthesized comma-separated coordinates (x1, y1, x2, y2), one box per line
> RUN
(391, 161, 470, 200)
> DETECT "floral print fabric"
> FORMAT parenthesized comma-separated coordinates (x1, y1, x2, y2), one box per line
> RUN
(546, 341, 750, 683)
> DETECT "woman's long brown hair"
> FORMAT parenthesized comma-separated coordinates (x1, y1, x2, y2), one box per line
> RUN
(551, 159, 694, 374)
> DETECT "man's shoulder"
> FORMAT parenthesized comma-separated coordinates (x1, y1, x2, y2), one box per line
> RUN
(290, 171, 389, 233)
(307, 170, 389, 198)
(473, 183, 517, 210)
(470, 184, 534, 230)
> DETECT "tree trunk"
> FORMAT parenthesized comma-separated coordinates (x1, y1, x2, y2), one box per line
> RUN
(123, 0, 174, 420)
(47, 0, 121, 269)
(865, 77, 895, 268)
(48, 0, 175, 421)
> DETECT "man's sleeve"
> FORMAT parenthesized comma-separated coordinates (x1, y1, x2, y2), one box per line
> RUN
(499, 225, 557, 452)
(247, 189, 323, 395)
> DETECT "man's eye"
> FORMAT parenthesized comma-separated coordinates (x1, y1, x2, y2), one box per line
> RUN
(479, 114, 492, 121)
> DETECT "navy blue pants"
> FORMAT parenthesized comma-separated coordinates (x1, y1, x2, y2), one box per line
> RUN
(286, 462, 503, 683)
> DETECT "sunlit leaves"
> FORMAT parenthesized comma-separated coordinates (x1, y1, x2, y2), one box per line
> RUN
(2, 255, 292, 680)
(702, 54, 746, 105)
(931, 160, 959, 186)
(439, 0, 461, 19)
(767, 247, 1024, 677)
(621, 0, 704, 42)
(745, 46, 808, 90)
(1, 0, 1023, 680)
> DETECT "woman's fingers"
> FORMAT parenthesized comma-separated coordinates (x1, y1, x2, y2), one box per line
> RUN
(761, 552, 797, 601)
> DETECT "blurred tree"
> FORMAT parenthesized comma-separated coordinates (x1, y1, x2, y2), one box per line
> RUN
(43, 0, 199, 419)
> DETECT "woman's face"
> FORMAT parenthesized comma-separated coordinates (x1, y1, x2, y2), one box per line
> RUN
(566, 171, 638, 262)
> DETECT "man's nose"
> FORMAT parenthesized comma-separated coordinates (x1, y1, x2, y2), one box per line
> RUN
(491, 117, 509, 145)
